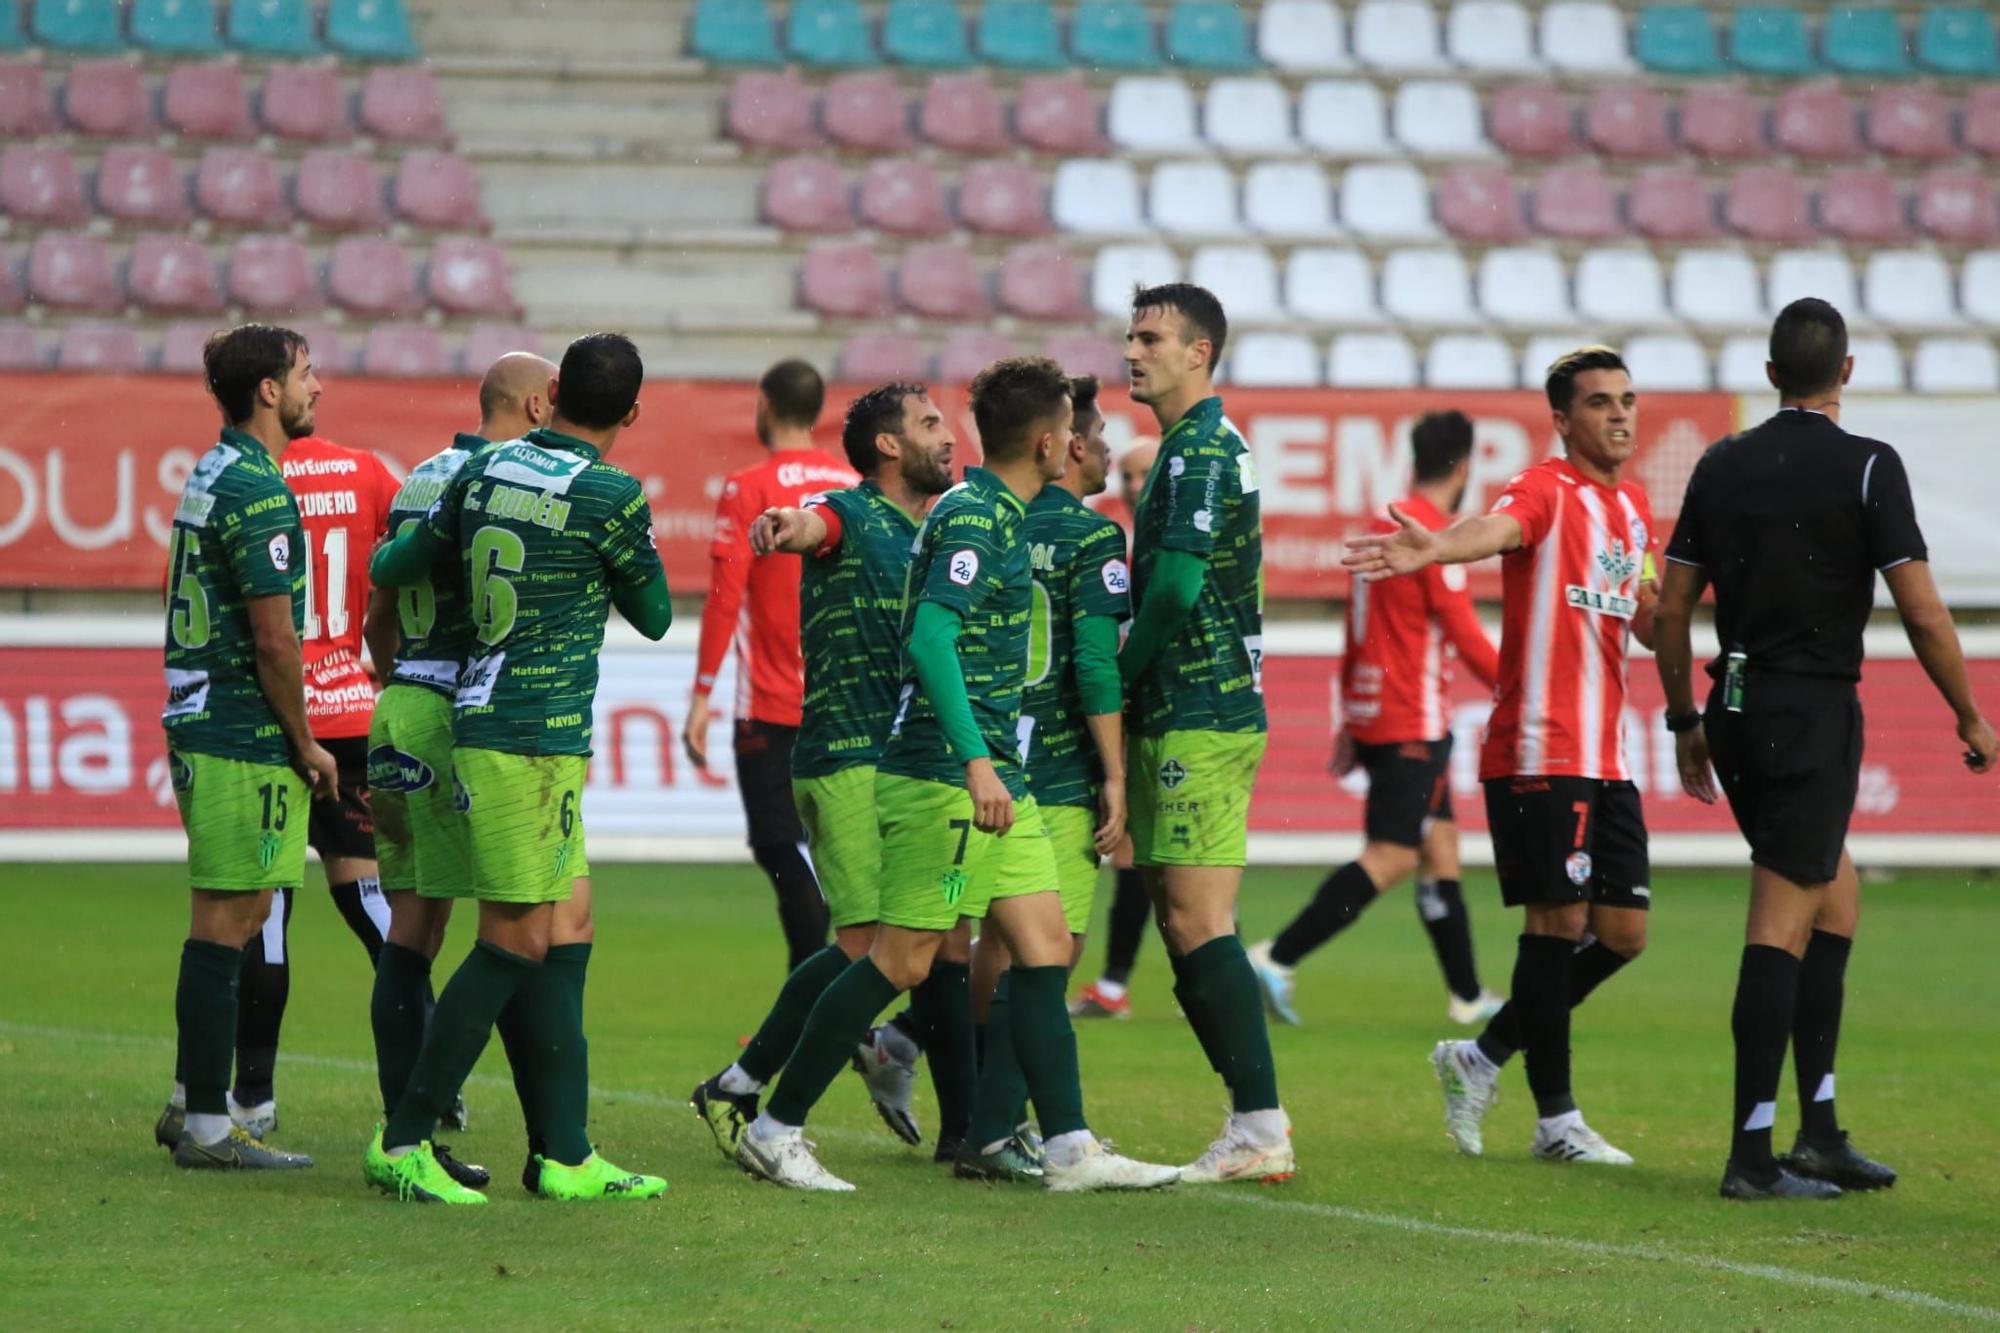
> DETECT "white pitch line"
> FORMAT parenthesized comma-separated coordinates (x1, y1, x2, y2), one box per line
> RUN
(8, 1019, 1997, 1323)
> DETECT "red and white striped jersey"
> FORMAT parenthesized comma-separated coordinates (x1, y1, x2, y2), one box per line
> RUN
(280, 436, 399, 740)
(1340, 492, 1499, 745)
(1479, 457, 1656, 782)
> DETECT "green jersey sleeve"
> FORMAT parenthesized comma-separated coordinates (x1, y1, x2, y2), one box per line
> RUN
(221, 477, 303, 600)
(917, 501, 1007, 620)
(589, 470, 665, 588)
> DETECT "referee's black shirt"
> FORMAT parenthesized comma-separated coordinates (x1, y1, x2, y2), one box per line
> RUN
(1664, 408, 1927, 682)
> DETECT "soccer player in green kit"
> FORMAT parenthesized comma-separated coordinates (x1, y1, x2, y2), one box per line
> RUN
(1122, 284, 1294, 1184)
(735, 357, 1177, 1193)
(362, 334, 673, 1204)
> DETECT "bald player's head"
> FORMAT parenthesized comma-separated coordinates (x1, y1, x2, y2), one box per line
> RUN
(478, 351, 558, 438)
(1118, 438, 1158, 514)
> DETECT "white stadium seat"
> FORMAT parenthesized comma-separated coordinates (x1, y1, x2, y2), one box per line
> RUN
(1393, 80, 1495, 158)
(1863, 250, 1961, 331)
(1339, 162, 1438, 239)
(1623, 333, 1712, 390)
(1716, 336, 1773, 393)
(1520, 334, 1583, 388)
(1478, 247, 1575, 328)
(1540, 1, 1636, 75)
(1244, 160, 1339, 237)
(1189, 243, 1282, 322)
(1149, 159, 1241, 236)
(1285, 246, 1385, 323)
(1962, 251, 2000, 326)
(1107, 77, 1200, 153)
(1227, 331, 1321, 386)
(1575, 249, 1670, 326)
(1300, 79, 1394, 157)
(1052, 159, 1145, 234)
(1352, 0, 1450, 72)
(1256, 0, 1352, 72)
(1330, 331, 1420, 387)
(1426, 333, 1518, 388)
(1447, 1, 1543, 74)
(1092, 242, 1179, 317)
(1767, 252, 1859, 322)
(1671, 249, 1767, 330)
(1911, 337, 2000, 393)
(1204, 77, 1296, 155)
(1382, 247, 1481, 326)
(1846, 336, 1907, 392)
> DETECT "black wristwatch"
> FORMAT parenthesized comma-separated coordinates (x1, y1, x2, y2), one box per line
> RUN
(1664, 711, 1704, 734)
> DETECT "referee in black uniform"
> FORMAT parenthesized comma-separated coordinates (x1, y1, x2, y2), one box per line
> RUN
(1655, 298, 1997, 1201)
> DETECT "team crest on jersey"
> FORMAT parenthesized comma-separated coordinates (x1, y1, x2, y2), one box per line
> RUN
(169, 752, 194, 793)
(259, 830, 281, 870)
(452, 771, 472, 813)
(1596, 539, 1638, 585)
(1629, 519, 1648, 553)
(1158, 757, 1188, 790)
(940, 866, 967, 906)
(1565, 851, 1593, 885)
(947, 549, 980, 586)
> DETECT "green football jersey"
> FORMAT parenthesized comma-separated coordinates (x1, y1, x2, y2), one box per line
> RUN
(1129, 395, 1266, 736)
(384, 432, 492, 696)
(162, 427, 307, 765)
(1020, 487, 1130, 809)
(423, 428, 664, 756)
(791, 481, 921, 780)
(879, 467, 1035, 799)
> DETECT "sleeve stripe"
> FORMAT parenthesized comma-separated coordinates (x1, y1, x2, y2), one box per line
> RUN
(1878, 556, 1917, 571)
(1862, 452, 1877, 504)
(1664, 554, 1703, 568)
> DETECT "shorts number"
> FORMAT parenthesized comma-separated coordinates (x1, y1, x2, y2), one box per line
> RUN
(948, 817, 971, 865)
(167, 528, 212, 649)
(393, 520, 438, 640)
(1571, 800, 1590, 849)
(470, 525, 526, 646)
(1024, 580, 1053, 688)
(559, 789, 576, 838)
(257, 781, 290, 831)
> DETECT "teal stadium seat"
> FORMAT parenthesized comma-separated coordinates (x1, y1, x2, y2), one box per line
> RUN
(0, 1, 24, 51)
(31, 0, 124, 52)
(132, 0, 223, 54)
(1072, 0, 1160, 69)
(692, 0, 782, 64)
(326, 0, 418, 59)
(228, 0, 321, 56)
(1729, 6, 1813, 75)
(788, 0, 877, 66)
(1823, 7, 1912, 76)
(1917, 6, 1999, 75)
(976, 0, 1064, 68)
(885, 0, 970, 66)
(1635, 4, 1724, 74)
(1166, 0, 1257, 69)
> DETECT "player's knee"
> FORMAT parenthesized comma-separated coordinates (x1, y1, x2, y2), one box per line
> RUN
(835, 924, 876, 959)
(871, 952, 931, 991)
(1598, 924, 1647, 959)
(1524, 901, 1590, 941)
(1361, 843, 1420, 889)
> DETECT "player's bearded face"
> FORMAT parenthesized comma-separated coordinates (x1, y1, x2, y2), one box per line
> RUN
(898, 397, 956, 495)
(1557, 369, 1638, 472)
(276, 349, 320, 439)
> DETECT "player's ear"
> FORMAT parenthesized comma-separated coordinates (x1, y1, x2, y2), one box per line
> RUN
(1839, 355, 1854, 387)
(621, 399, 641, 429)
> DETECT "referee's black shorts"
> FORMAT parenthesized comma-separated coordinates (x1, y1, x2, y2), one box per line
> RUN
(734, 718, 807, 850)
(1704, 674, 1862, 887)
(1357, 737, 1454, 848)
(1483, 775, 1651, 911)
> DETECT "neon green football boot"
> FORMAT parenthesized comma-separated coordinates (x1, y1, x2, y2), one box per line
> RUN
(535, 1150, 668, 1201)
(363, 1125, 487, 1204)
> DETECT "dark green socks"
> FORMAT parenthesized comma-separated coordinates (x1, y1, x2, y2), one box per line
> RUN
(370, 942, 433, 1117)
(384, 939, 537, 1151)
(969, 970, 1029, 1149)
(916, 960, 975, 1145)
(176, 938, 243, 1116)
(740, 944, 852, 1084)
(1180, 936, 1281, 1114)
(494, 942, 595, 1166)
(1007, 965, 1087, 1140)
(767, 957, 902, 1127)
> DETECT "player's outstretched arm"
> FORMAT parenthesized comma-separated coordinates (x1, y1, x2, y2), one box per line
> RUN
(1654, 559, 1717, 804)
(749, 506, 830, 556)
(614, 571, 673, 642)
(1883, 559, 1998, 772)
(1075, 613, 1127, 851)
(1345, 506, 1522, 580)
(1119, 548, 1205, 684)
(368, 522, 441, 588)
(246, 592, 339, 800)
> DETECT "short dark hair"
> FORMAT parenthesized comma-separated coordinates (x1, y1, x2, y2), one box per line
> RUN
(1544, 345, 1629, 413)
(1768, 298, 1849, 398)
(760, 358, 825, 430)
(203, 324, 306, 425)
(1067, 374, 1100, 425)
(840, 382, 926, 475)
(969, 356, 1072, 459)
(1131, 282, 1228, 365)
(1411, 410, 1474, 483)
(554, 332, 644, 430)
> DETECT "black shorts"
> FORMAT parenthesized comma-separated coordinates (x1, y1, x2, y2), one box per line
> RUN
(308, 734, 375, 862)
(1704, 675, 1861, 887)
(1483, 775, 1650, 910)
(735, 718, 806, 849)
(1358, 737, 1454, 848)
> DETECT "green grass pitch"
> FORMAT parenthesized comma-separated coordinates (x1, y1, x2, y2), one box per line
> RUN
(2, 863, 1996, 1329)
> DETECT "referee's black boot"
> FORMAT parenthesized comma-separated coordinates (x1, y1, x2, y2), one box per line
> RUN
(1782, 1132, 1897, 1191)
(1719, 1159, 1843, 1201)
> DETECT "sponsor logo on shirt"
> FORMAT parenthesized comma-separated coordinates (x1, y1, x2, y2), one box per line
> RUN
(1158, 756, 1188, 790)
(1565, 586, 1638, 619)
(1102, 558, 1130, 595)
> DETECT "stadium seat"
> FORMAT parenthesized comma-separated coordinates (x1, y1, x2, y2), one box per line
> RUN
(460, 324, 543, 373)
(163, 60, 253, 138)
(1328, 332, 1417, 387)
(1729, 6, 1814, 75)
(1434, 164, 1525, 243)
(1680, 87, 1765, 160)
(1015, 76, 1103, 153)
(1490, 85, 1576, 158)
(1917, 168, 1998, 243)
(226, 233, 318, 311)
(838, 331, 926, 381)
(1961, 250, 2000, 325)
(286, 321, 346, 372)
(1575, 249, 1669, 327)
(1204, 78, 1294, 156)
(1091, 242, 1178, 317)
(1051, 159, 1143, 234)
(1166, 1, 1257, 70)
(1108, 77, 1199, 153)
(1256, 0, 1349, 71)
(976, 0, 1064, 68)
(96, 148, 191, 226)
(1477, 247, 1572, 329)
(1351, 0, 1448, 72)
(1823, 6, 1912, 77)
(361, 323, 451, 377)
(428, 238, 516, 316)
(1844, 337, 1904, 392)
(1, 146, 87, 225)
(1820, 170, 1908, 245)
(1774, 85, 1861, 160)
(1382, 247, 1479, 327)
(133, 0, 223, 54)
(1426, 334, 1517, 390)
(1340, 162, 1437, 239)
(1189, 244, 1280, 321)
(358, 67, 449, 142)
(1519, 334, 1582, 387)
(1226, 332, 1319, 387)
(1726, 168, 1813, 244)
(58, 323, 143, 372)
(801, 243, 891, 317)
(229, 0, 320, 55)
(1150, 160, 1239, 235)
(897, 242, 987, 318)
(693, 0, 783, 64)
(1539, 1, 1634, 74)
(194, 147, 288, 227)
(1715, 336, 1772, 393)
(996, 243, 1085, 319)
(920, 74, 1006, 153)
(1915, 6, 1998, 76)
(1963, 87, 2000, 158)
(328, 236, 421, 315)
(27, 234, 117, 310)
(762, 157, 853, 232)
(858, 159, 950, 236)
(1243, 161, 1337, 237)
(1447, 1, 1539, 73)
(1393, 80, 1491, 158)
(260, 64, 351, 140)
(130, 235, 224, 312)
(1040, 331, 1124, 383)
(1072, 0, 1161, 70)
(1533, 165, 1622, 241)
(823, 72, 912, 151)
(1585, 86, 1672, 160)
(727, 72, 819, 149)
(883, 0, 969, 66)
(937, 330, 1017, 382)
(32, 0, 122, 51)
(960, 161, 1049, 236)
(0, 58, 53, 136)
(1630, 166, 1718, 240)
(1285, 247, 1383, 323)
(1767, 251, 1858, 316)
(1622, 334, 1710, 391)
(1670, 249, 1765, 329)
(1863, 250, 1959, 330)
(0, 323, 41, 370)
(1636, 5, 1723, 74)
(1299, 80, 1391, 157)
(1911, 337, 1999, 392)
(1868, 87, 1953, 161)
(393, 151, 486, 230)
(789, 0, 876, 66)
(297, 150, 388, 230)
(63, 61, 153, 138)
(159, 321, 219, 374)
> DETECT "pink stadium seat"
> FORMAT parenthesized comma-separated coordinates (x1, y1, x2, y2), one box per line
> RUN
(328, 237, 421, 315)
(726, 72, 820, 149)
(997, 244, 1086, 321)
(1, 146, 89, 225)
(761, 157, 854, 233)
(1965, 88, 2000, 159)
(920, 74, 1008, 154)
(128, 235, 224, 313)
(96, 148, 190, 226)
(359, 68, 450, 144)
(227, 234, 319, 312)
(296, 150, 389, 231)
(194, 148, 289, 228)
(1040, 332, 1125, 384)
(1489, 85, 1575, 158)
(857, 160, 951, 237)
(163, 61, 253, 139)
(260, 64, 351, 141)
(897, 243, 986, 319)
(290, 322, 347, 374)
(27, 233, 117, 310)
(936, 330, 1016, 383)
(361, 323, 451, 378)
(1820, 170, 1908, 244)
(1585, 86, 1672, 160)
(800, 244, 891, 318)
(0, 323, 42, 369)
(1631, 166, 1718, 241)
(1533, 164, 1622, 240)
(57, 323, 142, 373)
(959, 161, 1050, 237)
(1867, 87, 1954, 161)
(1435, 164, 1526, 243)
(62, 60, 153, 138)
(838, 331, 925, 382)
(460, 324, 543, 371)
(159, 321, 220, 374)
(1015, 76, 1104, 154)
(823, 72, 912, 152)
(1680, 86, 1765, 160)
(1773, 85, 1862, 161)
(0, 59, 55, 136)
(393, 152, 487, 230)
(1726, 167, 1813, 243)
(1916, 168, 1999, 243)
(426, 238, 518, 317)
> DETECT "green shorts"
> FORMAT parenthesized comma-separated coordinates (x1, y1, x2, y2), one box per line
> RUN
(1041, 802, 1101, 935)
(794, 765, 882, 928)
(367, 684, 472, 898)
(169, 749, 308, 892)
(875, 772, 1059, 932)
(1128, 730, 1267, 868)
(453, 747, 588, 904)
